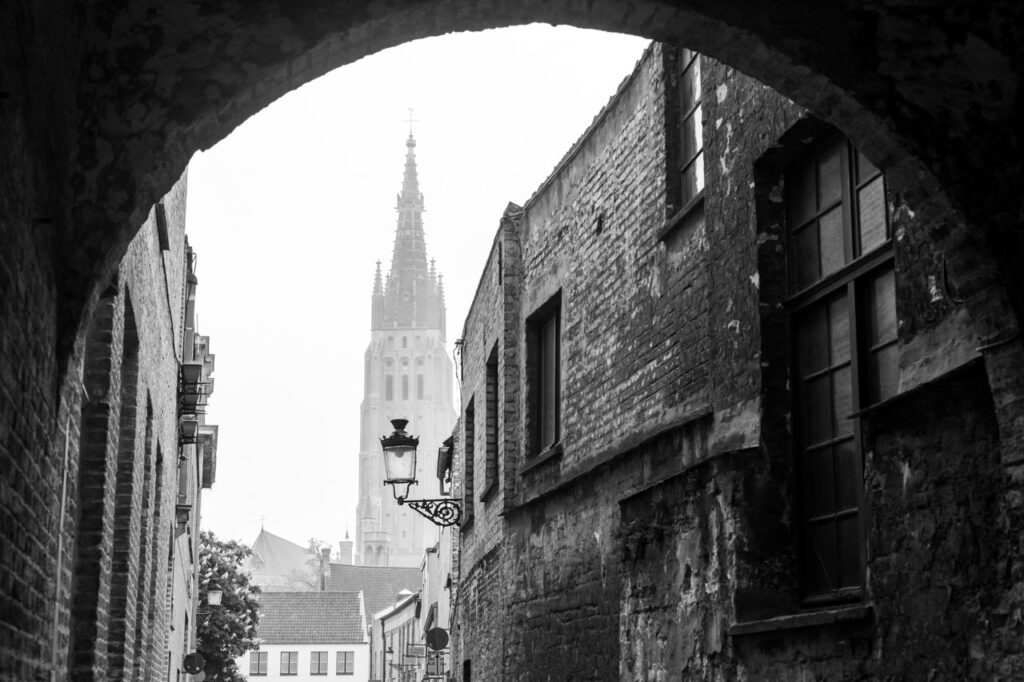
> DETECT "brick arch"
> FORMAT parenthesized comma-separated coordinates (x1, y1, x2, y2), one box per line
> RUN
(57, 0, 1023, 372)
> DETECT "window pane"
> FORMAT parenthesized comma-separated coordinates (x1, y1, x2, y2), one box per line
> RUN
(828, 294, 850, 364)
(680, 59, 700, 113)
(803, 374, 832, 446)
(871, 343, 899, 403)
(837, 514, 861, 588)
(796, 307, 829, 377)
(804, 520, 838, 594)
(680, 110, 700, 167)
(793, 224, 820, 290)
(857, 176, 887, 253)
(804, 445, 835, 518)
(832, 366, 853, 436)
(857, 151, 879, 183)
(693, 147, 705, 195)
(818, 146, 842, 208)
(865, 268, 897, 346)
(540, 316, 558, 449)
(787, 158, 816, 227)
(834, 438, 859, 510)
(818, 206, 845, 277)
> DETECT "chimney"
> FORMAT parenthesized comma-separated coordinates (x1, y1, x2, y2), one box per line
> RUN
(338, 531, 354, 565)
(320, 547, 331, 591)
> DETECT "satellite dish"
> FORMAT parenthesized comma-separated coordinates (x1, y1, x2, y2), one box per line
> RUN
(425, 627, 449, 651)
(182, 652, 205, 674)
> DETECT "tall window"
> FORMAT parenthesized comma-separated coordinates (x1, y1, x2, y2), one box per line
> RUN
(416, 373, 424, 399)
(336, 651, 354, 675)
(385, 375, 394, 401)
(677, 48, 704, 211)
(311, 651, 328, 675)
(402, 375, 409, 400)
(249, 651, 268, 676)
(483, 344, 499, 497)
(280, 651, 298, 676)
(463, 399, 475, 524)
(527, 294, 561, 456)
(786, 133, 895, 603)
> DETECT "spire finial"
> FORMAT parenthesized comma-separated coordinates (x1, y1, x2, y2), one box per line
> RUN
(406, 107, 418, 140)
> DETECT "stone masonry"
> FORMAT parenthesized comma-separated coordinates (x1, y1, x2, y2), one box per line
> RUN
(452, 42, 1024, 681)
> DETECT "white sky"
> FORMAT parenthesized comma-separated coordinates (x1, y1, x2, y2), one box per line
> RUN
(187, 25, 649, 551)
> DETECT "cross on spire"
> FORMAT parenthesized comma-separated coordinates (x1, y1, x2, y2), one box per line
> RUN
(406, 107, 418, 136)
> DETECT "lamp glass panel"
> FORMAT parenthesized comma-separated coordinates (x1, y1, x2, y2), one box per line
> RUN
(383, 444, 417, 482)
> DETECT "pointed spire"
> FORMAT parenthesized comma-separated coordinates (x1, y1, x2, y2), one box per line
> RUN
(437, 273, 445, 302)
(373, 260, 383, 295)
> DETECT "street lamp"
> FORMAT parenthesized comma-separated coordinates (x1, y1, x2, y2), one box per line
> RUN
(380, 419, 461, 527)
(206, 588, 223, 606)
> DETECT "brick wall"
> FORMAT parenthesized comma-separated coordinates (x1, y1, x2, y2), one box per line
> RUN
(453, 40, 1022, 681)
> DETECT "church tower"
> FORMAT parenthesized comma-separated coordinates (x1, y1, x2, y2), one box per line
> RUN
(355, 132, 456, 568)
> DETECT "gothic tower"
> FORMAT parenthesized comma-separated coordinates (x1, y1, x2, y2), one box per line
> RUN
(355, 132, 456, 568)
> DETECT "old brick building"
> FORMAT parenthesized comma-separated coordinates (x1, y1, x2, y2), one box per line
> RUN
(451, 42, 1022, 679)
(2, 1, 1024, 681)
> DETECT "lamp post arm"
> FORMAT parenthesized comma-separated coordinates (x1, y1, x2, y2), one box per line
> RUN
(403, 498, 461, 527)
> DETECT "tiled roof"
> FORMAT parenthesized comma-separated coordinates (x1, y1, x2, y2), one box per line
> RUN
(255, 591, 367, 645)
(327, 564, 420, 625)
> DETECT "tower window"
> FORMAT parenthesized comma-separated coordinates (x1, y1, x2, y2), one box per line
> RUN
(385, 375, 394, 401)
(416, 374, 424, 399)
(402, 375, 409, 400)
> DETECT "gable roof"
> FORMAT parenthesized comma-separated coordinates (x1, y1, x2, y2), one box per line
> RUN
(327, 564, 421, 626)
(246, 529, 312, 585)
(255, 591, 366, 645)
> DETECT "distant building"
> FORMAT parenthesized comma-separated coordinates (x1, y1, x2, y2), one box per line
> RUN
(237, 592, 370, 680)
(245, 528, 316, 591)
(355, 132, 457, 567)
(328, 563, 422, 629)
(371, 590, 420, 682)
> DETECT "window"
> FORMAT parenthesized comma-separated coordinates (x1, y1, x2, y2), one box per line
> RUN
(527, 294, 561, 456)
(482, 343, 499, 497)
(311, 651, 328, 675)
(785, 133, 894, 603)
(462, 399, 475, 525)
(416, 373, 424, 399)
(385, 375, 394, 401)
(336, 651, 354, 675)
(280, 651, 298, 676)
(249, 651, 268, 676)
(402, 375, 409, 400)
(676, 48, 704, 212)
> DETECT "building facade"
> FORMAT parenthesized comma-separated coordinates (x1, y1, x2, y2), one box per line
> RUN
(238, 592, 370, 681)
(452, 42, 1018, 680)
(355, 134, 457, 568)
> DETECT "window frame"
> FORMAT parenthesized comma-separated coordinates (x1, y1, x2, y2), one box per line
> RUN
(249, 651, 268, 677)
(461, 398, 475, 527)
(311, 650, 328, 676)
(783, 133, 895, 605)
(526, 292, 562, 459)
(481, 343, 499, 500)
(280, 651, 299, 676)
(336, 650, 355, 675)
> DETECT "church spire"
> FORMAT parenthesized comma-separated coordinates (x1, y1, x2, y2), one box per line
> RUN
(377, 130, 446, 332)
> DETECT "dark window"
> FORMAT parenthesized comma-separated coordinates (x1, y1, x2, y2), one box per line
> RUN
(786, 133, 894, 603)
(402, 375, 409, 400)
(483, 343, 499, 497)
(527, 293, 561, 456)
(385, 375, 393, 401)
(417, 373, 424, 399)
(463, 399, 475, 525)
(249, 651, 267, 676)
(463, 660, 471, 682)
(311, 651, 328, 675)
(281, 651, 298, 676)
(336, 651, 354, 675)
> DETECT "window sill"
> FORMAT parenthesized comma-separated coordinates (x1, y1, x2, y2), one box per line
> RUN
(520, 442, 563, 476)
(479, 479, 498, 503)
(730, 603, 873, 636)
(657, 191, 705, 242)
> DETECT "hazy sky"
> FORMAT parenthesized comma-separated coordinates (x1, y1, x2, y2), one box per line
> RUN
(187, 25, 649, 551)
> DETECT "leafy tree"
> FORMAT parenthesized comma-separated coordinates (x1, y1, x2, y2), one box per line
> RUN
(197, 531, 261, 681)
(283, 537, 330, 591)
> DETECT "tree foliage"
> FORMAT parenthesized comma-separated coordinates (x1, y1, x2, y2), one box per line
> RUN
(283, 537, 329, 591)
(197, 531, 261, 681)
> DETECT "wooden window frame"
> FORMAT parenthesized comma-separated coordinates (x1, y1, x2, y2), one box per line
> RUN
(784, 132, 895, 605)
(526, 292, 562, 459)
(336, 650, 354, 675)
(280, 651, 298, 676)
(663, 45, 705, 231)
(311, 651, 328, 676)
(249, 651, 268, 676)
(481, 343, 499, 500)
(462, 398, 475, 527)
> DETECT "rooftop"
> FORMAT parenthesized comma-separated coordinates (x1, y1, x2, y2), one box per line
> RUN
(256, 591, 367, 645)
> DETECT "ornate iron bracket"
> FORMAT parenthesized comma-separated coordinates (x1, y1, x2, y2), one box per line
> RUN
(402, 497, 462, 527)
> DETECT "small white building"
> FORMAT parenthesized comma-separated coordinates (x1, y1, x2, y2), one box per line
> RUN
(238, 591, 371, 681)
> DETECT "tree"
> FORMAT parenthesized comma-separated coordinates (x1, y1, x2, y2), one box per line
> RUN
(197, 531, 261, 681)
(283, 537, 330, 591)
